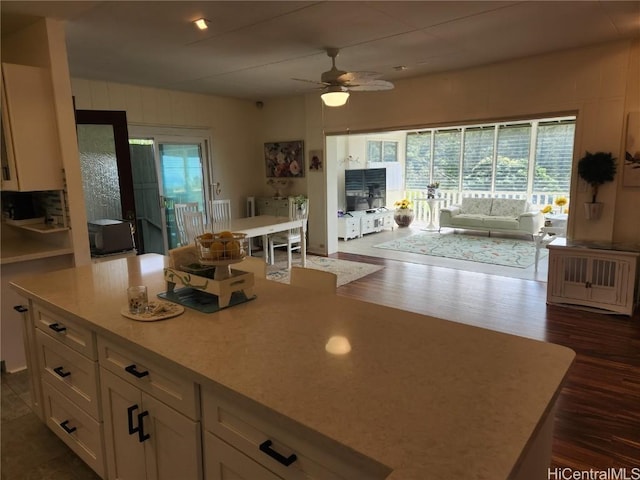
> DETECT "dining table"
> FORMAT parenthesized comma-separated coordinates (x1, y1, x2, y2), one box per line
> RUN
(212, 214, 307, 265)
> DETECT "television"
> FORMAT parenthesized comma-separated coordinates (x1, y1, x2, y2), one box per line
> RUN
(345, 168, 387, 212)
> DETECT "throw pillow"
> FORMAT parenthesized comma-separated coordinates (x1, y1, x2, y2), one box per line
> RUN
(490, 198, 527, 217)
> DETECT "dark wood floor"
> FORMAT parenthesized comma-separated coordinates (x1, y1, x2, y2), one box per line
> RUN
(332, 252, 640, 470)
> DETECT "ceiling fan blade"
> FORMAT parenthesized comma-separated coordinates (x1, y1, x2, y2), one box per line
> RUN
(291, 77, 328, 86)
(337, 71, 384, 84)
(347, 80, 395, 91)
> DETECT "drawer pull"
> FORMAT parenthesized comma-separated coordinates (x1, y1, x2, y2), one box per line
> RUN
(125, 364, 149, 378)
(259, 440, 298, 467)
(60, 420, 76, 434)
(53, 366, 71, 378)
(13, 305, 28, 313)
(127, 405, 151, 442)
(49, 323, 67, 333)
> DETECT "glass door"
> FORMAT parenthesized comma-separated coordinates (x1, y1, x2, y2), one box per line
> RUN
(128, 128, 211, 253)
(158, 141, 207, 249)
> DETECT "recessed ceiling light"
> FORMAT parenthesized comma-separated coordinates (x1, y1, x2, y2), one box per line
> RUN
(194, 18, 209, 30)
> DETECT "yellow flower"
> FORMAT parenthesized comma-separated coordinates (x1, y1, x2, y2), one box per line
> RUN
(554, 196, 568, 207)
(541, 205, 552, 214)
(394, 199, 412, 209)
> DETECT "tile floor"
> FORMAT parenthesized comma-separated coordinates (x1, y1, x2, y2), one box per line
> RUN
(1, 369, 100, 480)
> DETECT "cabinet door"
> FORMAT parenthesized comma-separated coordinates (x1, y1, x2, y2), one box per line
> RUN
(101, 368, 147, 480)
(559, 255, 590, 301)
(205, 432, 281, 480)
(144, 393, 202, 480)
(589, 257, 626, 306)
(1, 63, 64, 191)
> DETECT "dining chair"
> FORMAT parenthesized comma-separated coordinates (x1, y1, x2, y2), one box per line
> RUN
(234, 256, 267, 279)
(289, 266, 337, 294)
(268, 197, 308, 269)
(174, 202, 199, 246)
(208, 199, 231, 229)
(182, 211, 206, 245)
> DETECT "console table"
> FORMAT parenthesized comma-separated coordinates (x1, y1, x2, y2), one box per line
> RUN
(547, 238, 640, 316)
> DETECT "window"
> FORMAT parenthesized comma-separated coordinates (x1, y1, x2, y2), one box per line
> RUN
(403, 116, 575, 202)
(433, 129, 461, 190)
(533, 120, 575, 193)
(367, 141, 398, 162)
(405, 132, 431, 189)
(495, 124, 531, 192)
(462, 127, 494, 191)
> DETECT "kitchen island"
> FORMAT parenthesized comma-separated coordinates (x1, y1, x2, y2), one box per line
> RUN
(10, 254, 574, 480)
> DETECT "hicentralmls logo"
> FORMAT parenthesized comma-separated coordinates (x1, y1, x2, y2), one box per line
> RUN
(548, 468, 640, 480)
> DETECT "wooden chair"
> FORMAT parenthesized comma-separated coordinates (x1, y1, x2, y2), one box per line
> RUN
(208, 199, 231, 230)
(182, 211, 205, 245)
(268, 197, 308, 269)
(234, 256, 267, 279)
(289, 266, 337, 294)
(174, 202, 199, 246)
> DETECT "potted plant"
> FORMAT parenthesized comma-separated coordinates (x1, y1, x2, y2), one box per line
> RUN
(393, 198, 414, 227)
(577, 151, 617, 220)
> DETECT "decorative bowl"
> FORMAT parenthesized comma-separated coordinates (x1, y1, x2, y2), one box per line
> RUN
(195, 232, 248, 279)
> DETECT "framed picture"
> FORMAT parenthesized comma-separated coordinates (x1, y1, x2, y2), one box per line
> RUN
(624, 111, 640, 187)
(309, 149, 323, 172)
(264, 140, 304, 178)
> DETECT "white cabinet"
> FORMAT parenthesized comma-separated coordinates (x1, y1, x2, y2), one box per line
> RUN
(98, 336, 201, 479)
(201, 385, 386, 480)
(256, 197, 290, 217)
(547, 242, 640, 316)
(32, 303, 106, 477)
(100, 368, 202, 480)
(1, 63, 64, 191)
(337, 216, 360, 241)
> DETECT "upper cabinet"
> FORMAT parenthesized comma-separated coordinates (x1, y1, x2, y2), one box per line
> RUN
(1, 63, 64, 192)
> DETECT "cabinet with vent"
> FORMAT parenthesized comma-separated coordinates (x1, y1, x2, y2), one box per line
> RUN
(547, 239, 640, 316)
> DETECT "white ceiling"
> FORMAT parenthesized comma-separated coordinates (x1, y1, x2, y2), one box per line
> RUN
(2, 1, 639, 102)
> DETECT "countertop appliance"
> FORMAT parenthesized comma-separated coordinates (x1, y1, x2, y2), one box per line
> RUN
(88, 219, 135, 254)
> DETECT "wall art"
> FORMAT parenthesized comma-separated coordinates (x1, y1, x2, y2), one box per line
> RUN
(264, 140, 304, 178)
(309, 149, 323, 172)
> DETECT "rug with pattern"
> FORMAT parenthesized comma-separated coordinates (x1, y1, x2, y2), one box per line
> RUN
(266, 253, 382, 286)
(374, 233, 546, 268)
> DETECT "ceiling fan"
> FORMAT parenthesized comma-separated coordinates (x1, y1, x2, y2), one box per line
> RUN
(293, 48, 394, 107)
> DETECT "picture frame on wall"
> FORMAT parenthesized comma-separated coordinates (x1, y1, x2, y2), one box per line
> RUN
(264, 140, 305, 178)
(624, 112, 640, 187)
(309, 149, 323, 172)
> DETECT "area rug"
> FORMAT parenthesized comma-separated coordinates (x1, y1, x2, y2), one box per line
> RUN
(373, 233, 546, 268)
(266, 252, 382, 286)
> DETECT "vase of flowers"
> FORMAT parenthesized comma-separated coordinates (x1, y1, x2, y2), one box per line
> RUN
(393, 199, 414, 227)
(554, 196, 568, 214)
(427, 181, 440, 199)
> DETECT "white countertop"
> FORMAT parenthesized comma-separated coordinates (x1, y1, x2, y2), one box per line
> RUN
(10, 254, 575, 479)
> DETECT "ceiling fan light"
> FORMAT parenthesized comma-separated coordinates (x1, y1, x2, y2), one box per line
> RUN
(321, 87, 350, 107)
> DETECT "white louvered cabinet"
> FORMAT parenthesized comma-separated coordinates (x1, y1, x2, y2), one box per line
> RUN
(547, 240, 640, 316)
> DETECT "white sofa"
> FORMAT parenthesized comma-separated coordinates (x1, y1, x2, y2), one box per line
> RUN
(439, 197, 544, 237)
